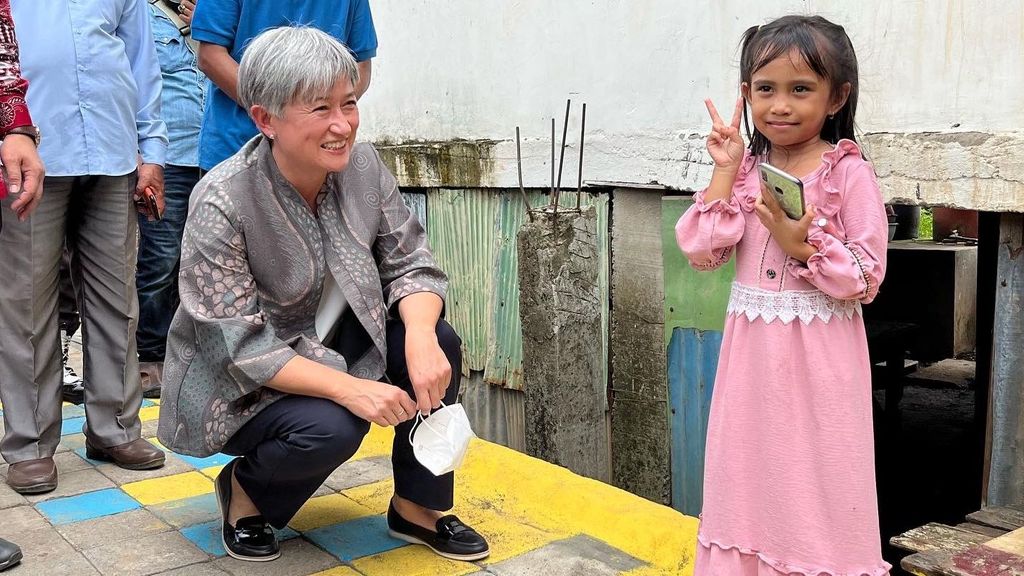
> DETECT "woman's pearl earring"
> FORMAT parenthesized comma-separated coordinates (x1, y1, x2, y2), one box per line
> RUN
(268, 134, 275, 140)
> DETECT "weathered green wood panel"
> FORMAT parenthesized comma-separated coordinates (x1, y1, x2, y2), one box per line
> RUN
(427, 189, 608, 392)
(662, 197, 735, 340)
(662, 196, 735, 515)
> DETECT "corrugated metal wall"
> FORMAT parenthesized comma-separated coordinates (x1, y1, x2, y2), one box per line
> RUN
(425, 189, 609, 392)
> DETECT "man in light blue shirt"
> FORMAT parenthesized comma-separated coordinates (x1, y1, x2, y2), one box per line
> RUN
(189, 0, 377, 170)
(0, 0, 168, 493)
(136, 1, 207, 398)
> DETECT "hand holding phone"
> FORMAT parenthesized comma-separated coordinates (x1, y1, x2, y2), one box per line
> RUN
(758, 163, 805, 220)
(135, 186, 162, 221)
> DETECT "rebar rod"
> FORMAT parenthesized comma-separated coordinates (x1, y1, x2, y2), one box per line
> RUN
(553, 99, 571, 214)
(576, 102, 587, 210)
(550, 118, 555, 209)
(516, 126, 533, 221)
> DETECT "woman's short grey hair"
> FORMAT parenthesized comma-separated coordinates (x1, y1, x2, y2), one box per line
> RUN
(237, 26, 360, 117)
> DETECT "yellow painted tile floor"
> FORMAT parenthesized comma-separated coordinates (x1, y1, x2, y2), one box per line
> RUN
(0, 397, 699, 575)
(0, 397, 696, 569)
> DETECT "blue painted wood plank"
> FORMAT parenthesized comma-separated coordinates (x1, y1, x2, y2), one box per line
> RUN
(668, 327, 722, 516)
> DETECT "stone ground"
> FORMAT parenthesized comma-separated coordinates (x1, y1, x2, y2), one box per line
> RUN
(0, 339, 697, 575)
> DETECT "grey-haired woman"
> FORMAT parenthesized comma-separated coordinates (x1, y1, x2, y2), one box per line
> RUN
(157, 26, 489, 563)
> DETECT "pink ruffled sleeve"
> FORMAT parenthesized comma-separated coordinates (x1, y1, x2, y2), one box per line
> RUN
(675, 156, 757, 270)
(674, 191, 744, 270)
(788, 162, 888, 303)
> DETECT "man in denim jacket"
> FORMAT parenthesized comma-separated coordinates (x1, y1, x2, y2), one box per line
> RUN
(137, 1, 207, 396)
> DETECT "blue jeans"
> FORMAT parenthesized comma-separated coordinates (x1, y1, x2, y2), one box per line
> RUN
(136, 164, 201, 362)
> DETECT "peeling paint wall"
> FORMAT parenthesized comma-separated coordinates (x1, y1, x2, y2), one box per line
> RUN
(865, 133, 1024, 211)
(377, 140, 498, 189)
(363, 0, 1023, 211)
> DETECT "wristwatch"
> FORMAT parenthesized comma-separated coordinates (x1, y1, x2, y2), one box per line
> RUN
(5, 125, 40, 146)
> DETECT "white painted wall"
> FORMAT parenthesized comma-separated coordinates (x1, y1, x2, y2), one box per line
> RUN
(358, 0, 1024, 208)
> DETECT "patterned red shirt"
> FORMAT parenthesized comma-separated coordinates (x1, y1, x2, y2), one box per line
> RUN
(0, 0, 32, 198)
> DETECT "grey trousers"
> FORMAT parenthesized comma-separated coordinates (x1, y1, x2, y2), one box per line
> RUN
(0, 174, 143, 464)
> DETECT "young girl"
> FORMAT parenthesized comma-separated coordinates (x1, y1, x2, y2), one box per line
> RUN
(676, 15, 891, 576)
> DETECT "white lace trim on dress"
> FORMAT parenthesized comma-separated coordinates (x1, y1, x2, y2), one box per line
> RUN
(727, 282, 862, 325)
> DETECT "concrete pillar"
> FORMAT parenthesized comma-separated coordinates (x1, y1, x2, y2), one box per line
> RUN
(608, 188, 670, 504)
(517, 206, 610, 482)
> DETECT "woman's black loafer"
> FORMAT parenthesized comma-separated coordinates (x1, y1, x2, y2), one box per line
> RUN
(387, 501, 490, 561)
(0, 538, 22, 571)
(215, 460, 280, 562)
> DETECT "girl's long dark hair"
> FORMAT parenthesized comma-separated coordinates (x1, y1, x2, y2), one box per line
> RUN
(739, 15, 860, 157)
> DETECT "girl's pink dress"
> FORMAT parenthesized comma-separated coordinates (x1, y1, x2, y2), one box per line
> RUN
(676, 140, 892, 576)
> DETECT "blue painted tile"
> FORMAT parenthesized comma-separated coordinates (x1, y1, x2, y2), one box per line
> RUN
(61, 417, 85, 436)
(181, 520, 299, 557)
(305, 515, 406, 562)
(141, 399, 156, 408)
(177, 452, 234, 470)
(36, 488, 141, 525)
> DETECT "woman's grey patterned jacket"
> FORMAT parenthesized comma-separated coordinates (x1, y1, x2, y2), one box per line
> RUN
(157, 136, 447, 457)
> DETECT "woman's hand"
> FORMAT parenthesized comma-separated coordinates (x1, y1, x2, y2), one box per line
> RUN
(405, 325, 451, 416)
(336, 377, 418, 427)
(705, 98, 746, 172)
(755, 183, 818, 263)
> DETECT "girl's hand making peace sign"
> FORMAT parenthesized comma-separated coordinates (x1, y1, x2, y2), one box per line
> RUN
(705, 98, 746, 173)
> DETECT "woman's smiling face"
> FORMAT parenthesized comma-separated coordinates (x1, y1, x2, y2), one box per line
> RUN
(268, 77, 360, 181)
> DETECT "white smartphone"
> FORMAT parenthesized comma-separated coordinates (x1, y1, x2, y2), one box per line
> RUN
(758, 163, 805, 220)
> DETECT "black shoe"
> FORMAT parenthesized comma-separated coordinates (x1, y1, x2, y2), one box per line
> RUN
(61, 364, 85, 405)
(387, 500, 490, 561)
(0, 538, 22, 571)
(61, 333, 86, 405)
(214, 460, 280, 562)
(61, 382, 85, 405)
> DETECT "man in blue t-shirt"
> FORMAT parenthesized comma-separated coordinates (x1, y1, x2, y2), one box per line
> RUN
(186, 0, 377, 171)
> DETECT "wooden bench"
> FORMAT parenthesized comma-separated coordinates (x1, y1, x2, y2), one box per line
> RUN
(891, 505, 1024, 575)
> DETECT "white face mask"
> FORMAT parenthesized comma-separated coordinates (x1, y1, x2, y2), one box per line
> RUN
(409, 401, 475, 476)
